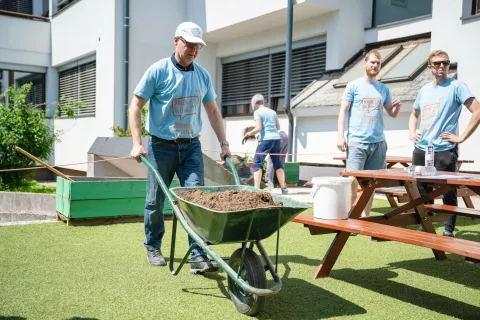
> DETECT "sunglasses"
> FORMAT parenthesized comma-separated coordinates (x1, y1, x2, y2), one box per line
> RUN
(430, 60, 450, 67)
(178, 37, 203, 50)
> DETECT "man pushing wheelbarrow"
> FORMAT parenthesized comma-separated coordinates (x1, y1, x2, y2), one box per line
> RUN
(129, 21, 231, 273)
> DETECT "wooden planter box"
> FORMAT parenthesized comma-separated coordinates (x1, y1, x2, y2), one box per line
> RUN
(56, 177, 176, 222)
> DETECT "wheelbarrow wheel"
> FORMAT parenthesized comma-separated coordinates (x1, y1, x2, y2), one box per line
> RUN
(228, 248, 267, 316)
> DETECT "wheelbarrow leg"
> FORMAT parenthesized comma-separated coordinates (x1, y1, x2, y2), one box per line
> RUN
(169, 212, 198, 275)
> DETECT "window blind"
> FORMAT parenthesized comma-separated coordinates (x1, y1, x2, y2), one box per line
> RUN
(59, 61, 96, 117)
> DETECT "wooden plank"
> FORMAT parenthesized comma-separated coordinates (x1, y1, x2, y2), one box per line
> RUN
(64, 197, 174, 219)
(69, 198, 145, 219)
(425, 204, 480, 219)
(57, 211, 174, 227)
(69, 180, 147, 200)
(293, 215, 480, 260)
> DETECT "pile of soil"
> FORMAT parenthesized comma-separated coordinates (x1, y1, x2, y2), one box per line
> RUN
(175, 189, 283, 211)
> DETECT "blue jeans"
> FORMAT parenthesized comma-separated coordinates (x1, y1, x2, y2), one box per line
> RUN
(144, 135, 205, 256)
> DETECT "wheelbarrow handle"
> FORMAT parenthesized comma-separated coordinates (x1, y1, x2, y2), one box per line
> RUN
(140, 155, 176, 202)
(224, 155, 241, 186)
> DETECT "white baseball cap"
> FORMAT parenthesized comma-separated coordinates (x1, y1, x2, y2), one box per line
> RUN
(175, 21, 207, 47)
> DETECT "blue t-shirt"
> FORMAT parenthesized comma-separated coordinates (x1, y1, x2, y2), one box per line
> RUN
(133, 58, 216, 139)
(343, 77, 392, 143)
(253, 107, 280, 141)
(413, 78, 473, 151)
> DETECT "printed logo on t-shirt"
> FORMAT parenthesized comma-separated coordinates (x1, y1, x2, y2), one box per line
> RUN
(421, 102, 440, 132)
(362, 97, 381, 123)
(172, 96, 199, 120)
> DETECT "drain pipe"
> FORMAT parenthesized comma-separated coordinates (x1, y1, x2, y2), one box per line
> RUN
(284, 0, 294, 162)
(122, 0, 130, 130)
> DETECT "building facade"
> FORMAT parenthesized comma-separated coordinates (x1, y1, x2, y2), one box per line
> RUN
(1, 0, 479, 172)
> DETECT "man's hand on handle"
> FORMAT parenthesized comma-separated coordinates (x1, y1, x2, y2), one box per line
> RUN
(130, 143, 147, 163)
(221, 145, 232, 160)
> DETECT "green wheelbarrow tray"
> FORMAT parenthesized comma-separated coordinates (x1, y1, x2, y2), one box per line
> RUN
(140, 154, 309, 315)
(171, 185, 309, 244)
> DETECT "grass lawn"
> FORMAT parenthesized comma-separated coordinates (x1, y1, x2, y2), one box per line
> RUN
(1, 199, 479, 320)
(0, 180, 56, 194)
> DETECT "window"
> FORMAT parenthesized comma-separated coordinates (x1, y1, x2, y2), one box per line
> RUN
(0, 0, 33, 14)
(381, 42, 430, 82)
(221, 42, 326, 117)
(372, 0, 432, 27)
(16, 73, 46, 108)
(59, 61, 96, 117)
(473, 0, 480, 15)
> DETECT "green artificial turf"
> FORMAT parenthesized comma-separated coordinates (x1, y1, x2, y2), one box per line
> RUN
(1, 200, 479, 320)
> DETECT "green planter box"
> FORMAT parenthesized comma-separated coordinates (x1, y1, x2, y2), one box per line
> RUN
(284, 162, 300, 184)
(273, 162, 300, 185)
(56, 177, 176, 220)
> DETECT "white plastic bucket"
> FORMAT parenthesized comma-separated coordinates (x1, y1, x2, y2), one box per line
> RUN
(311, 176, 353, 219)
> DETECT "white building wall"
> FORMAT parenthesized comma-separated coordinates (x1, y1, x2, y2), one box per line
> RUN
(364, 15, 432, 44)
(431, 0, 480, 171)
(51, 0, 120, 170)
(0, 15, 50, 67)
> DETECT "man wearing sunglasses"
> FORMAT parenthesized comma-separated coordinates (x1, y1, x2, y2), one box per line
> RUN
(409, 50, 480, 237)
(129, 21, 231, 274)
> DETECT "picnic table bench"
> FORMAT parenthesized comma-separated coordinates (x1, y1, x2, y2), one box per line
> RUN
(293, 168, 480, 278)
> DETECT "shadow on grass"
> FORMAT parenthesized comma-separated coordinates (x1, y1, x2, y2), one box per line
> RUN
(331, 266, 480, 319)
(388, 257, 480, 290)
(0, 317, 26, 320)
(179, 255, 366, 319)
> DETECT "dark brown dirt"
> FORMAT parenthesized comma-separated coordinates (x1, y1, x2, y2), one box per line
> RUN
(174, 190, 283, 211)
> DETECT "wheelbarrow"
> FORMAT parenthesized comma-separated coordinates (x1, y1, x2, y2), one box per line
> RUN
(140, 155, 309, 316)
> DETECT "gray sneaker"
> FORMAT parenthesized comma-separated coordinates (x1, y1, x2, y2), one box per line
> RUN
(147, 250, 166, 266)
(190, 254, 219, 274)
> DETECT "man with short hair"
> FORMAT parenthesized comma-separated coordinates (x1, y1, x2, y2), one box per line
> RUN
(409, 49, 480, 237)
(337, 50, 401, 216)
(243, 94, 288, 194)
(129, 21, 231, 273)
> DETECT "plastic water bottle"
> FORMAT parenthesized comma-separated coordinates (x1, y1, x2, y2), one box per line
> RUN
(422, 143, 436, 176)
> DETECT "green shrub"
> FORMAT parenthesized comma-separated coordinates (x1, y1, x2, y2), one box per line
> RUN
(112, 104, 149, 137)
(0, 83, 83, 188)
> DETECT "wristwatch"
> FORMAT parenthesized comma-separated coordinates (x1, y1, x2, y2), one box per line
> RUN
(220, 141, 229, 147)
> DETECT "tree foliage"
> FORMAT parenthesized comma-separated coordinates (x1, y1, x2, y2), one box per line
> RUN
(0, 83, 83, 188)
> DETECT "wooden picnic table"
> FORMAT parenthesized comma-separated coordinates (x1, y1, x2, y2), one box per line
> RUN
(333, 155, 474, 171)
(294, 168, 480, 278)
(333, 155, 476, 208)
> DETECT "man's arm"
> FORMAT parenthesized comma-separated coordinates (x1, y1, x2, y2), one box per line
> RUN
(129, 95, 148, 162)
(440, 97, 480, 143)
(203, 100, 231, 159)
(409, 109, 421, 142)
(276, 118, 281, 131)
(384, 98, 401, 118)
(337, 100, 351, 152)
